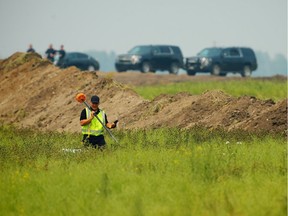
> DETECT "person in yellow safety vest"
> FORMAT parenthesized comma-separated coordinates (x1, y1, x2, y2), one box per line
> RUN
(80, 95, 117, 149)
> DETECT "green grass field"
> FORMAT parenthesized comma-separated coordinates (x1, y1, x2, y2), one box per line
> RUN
(1, 79, 287, 215)
(134, 79, 287, 101)
(0, 126, 286, 216)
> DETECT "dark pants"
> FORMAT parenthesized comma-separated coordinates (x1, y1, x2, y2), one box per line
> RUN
(82, 134, 106, 149)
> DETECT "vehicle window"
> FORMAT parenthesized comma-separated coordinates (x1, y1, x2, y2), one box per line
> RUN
(242, 49, 254, 57)
(68, 53, 77, 59)
(159, 46, 172, 54)
(152, 47, 160, 54)
(128, 46, 151, 55)
(172, 47, 181, 56)
(77, 53, 88, 59)
(223, 49, 230, 57)
(223, 49, 240, 57)
(198, 48, 222, 57)
(229, 49, 240, 57)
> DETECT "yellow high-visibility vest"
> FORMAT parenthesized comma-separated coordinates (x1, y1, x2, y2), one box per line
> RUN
(81, 108, 106, 136)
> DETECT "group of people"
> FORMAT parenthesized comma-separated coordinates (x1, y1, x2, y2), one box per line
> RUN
(45, 44, 66, 63)
(26, 44, 66, 63)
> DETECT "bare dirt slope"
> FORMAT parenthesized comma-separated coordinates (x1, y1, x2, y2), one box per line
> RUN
(0, 52, 287, 134)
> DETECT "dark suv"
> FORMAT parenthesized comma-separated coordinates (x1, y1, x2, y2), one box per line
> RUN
(115, 45, 184, 74)
(185, 47, 257, 77)
(56, 52, 100, 71)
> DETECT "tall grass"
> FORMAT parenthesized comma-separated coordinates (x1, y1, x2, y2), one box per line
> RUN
(134, 79, 287, 101)
(0, 126, 286, 216)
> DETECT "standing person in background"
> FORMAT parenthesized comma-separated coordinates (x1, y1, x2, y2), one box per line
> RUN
(58, 45, 66, 60)
(27, 44, 35, 53)
(45, 44, 56, 63)
(57, 45, 66, 67)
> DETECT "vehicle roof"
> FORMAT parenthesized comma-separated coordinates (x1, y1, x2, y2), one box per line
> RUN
(66, 52, 88, 55)
(204, 47, 254, 50)
(135, 45, 180, 48)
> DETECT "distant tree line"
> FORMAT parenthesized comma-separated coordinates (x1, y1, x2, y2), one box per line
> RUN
(255, 51, 287, 76)
(86, 50, 287, 77)
(86, 50, 117, 72)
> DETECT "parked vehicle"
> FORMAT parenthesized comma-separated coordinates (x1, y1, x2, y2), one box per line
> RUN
(56, 52, 100, 71)
(115, 45, 184, 74)
(185, 47, 257, 77)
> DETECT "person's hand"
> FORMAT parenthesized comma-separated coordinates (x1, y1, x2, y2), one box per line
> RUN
(106, 120, 118, 129)
(106, 123, 113, 129)
(110, 120, 118, 128)
(89, 111, 95, 120)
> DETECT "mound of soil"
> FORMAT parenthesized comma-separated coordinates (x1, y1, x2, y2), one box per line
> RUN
(0, 52, 287, 135)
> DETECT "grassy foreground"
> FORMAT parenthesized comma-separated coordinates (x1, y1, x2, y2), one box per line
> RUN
(0, 126, 286, 216)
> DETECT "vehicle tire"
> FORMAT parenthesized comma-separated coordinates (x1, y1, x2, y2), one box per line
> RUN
(211, 64, 221, 76)
(141, 62, 151, 73)
(88, 65, 95, 71)
(241, 65, 252, 77)
(169, 62, 179, 74)
(187, 70, 196, 76)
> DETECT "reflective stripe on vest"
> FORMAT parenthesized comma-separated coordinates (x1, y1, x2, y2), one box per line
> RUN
(81, 108, 106, 136)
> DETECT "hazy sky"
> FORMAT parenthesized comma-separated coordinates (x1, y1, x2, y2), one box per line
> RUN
(0, 0, 287, 59)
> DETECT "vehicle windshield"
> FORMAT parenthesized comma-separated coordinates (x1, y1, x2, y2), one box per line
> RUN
(128, 46, 151, 55)
(197, 48, 222, 57)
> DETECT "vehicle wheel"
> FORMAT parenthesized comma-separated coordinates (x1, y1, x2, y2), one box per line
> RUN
(141, 62, 151, 73)
(169, 62, 179, 74)
(241, 65, 252, 77)
(88, 65, 95, 71)
(187, 70, 196, 76)
(211, 64, 221, 76)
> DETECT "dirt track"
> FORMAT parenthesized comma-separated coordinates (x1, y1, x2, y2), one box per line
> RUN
(0, 52, 287, 134)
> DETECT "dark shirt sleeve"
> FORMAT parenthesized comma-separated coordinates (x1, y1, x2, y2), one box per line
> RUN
(105, 114, 108, 123)
(80, 109, 86, 121)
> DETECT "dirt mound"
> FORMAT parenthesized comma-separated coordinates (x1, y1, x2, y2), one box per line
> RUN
(120, 90, 287, 134)
(0, 52, 143, 133)
(0, 52, 287, 134)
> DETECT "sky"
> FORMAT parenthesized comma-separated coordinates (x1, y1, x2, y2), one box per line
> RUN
(0, 0, 287, 59)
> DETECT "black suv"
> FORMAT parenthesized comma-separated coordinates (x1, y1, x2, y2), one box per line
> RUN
(185, 47, 257, 77)
(56, 52, 100, 71)
(115, 45, 184, 74)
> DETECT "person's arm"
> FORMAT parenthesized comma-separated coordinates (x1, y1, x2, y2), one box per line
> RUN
(51, 49, 56, 57)
(80, 109, 95, 126)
